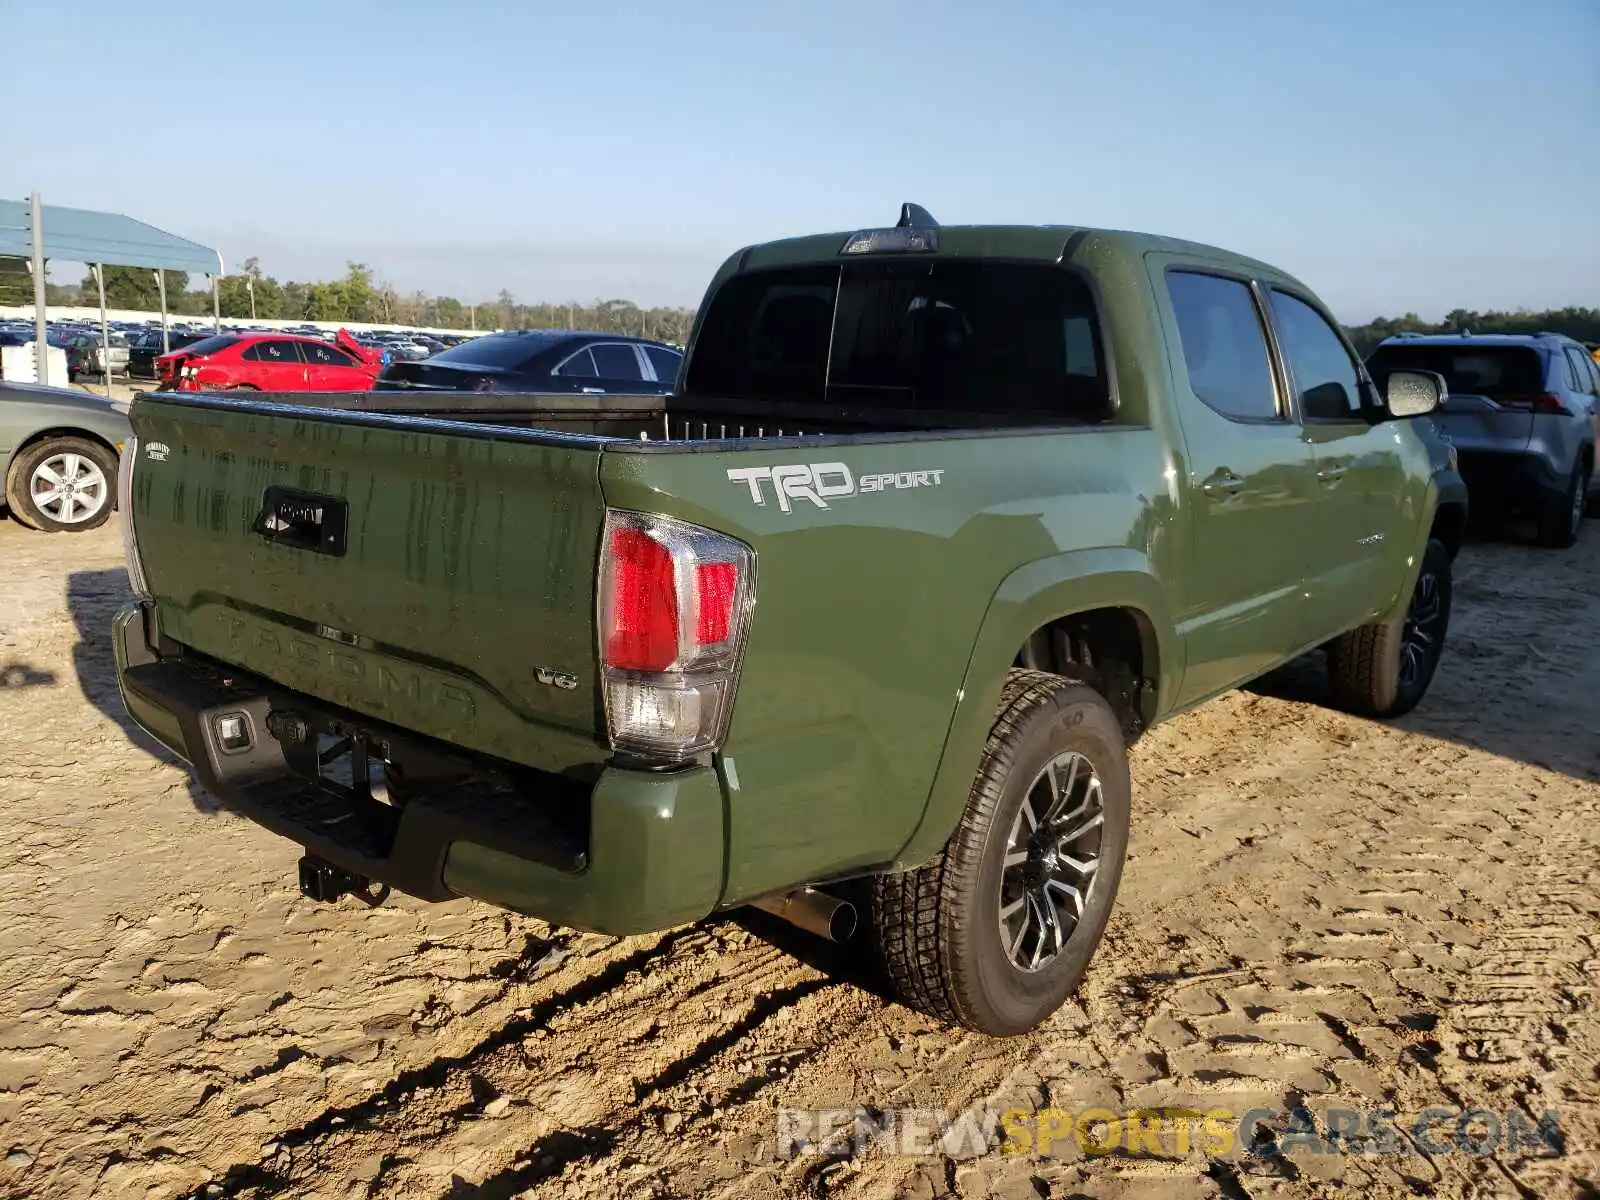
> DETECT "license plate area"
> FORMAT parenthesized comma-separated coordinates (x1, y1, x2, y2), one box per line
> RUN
(253, 486, 348, 556)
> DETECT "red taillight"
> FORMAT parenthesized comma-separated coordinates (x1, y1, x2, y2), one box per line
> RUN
(598, 510, 755, 761)
(1500, 392, 1570, 416)
(604, 527, 679, 672)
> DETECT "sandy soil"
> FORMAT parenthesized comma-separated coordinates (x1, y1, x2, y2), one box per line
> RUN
(0, 516, 1595, 1200)
(68, 380, 142, 405)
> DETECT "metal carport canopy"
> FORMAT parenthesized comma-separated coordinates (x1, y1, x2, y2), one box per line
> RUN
(0, 198, 222, 275)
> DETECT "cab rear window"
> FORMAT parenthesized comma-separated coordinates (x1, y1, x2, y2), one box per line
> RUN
(1366, 344, 1544, 396)
(685, 261, 1111, 423)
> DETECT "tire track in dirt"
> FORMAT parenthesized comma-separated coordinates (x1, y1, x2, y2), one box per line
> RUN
(666, 707, 1480, 1200)
(189, 919, 869, 1198)
(182, 926, 705, 1196)
(1419, 781, 1600, 1198)
(710, 533, 1600, 1200)
(4, 511, 1598, 1200)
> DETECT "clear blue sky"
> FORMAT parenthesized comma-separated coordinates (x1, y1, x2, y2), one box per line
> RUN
(3, 0, 1595, 318)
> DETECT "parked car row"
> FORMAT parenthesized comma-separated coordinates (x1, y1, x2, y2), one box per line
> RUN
(0, 325, 136, 381)
(0, 318, 482, 383)
(1, 316, 690, 398)
(142, 327, 686, 396)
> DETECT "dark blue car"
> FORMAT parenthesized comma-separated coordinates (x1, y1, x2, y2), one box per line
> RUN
(373, 331, 683, 395)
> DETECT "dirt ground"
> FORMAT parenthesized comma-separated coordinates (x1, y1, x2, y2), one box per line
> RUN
(68, 380, 142, 405)
(0, 515, 1595, 1200)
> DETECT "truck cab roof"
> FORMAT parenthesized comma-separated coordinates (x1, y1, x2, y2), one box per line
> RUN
(729, 220, 1302, 288)
(1378, 331, 1585, 349)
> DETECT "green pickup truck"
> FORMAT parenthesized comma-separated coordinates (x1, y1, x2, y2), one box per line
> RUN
(113, 207, 1465, 1036)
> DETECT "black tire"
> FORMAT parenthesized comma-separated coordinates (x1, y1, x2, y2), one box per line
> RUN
(869, 670, 1132, 1036)
(4, 436, 120, 533)
(1537, 462, 1589, 548)
(1327, 537, 1452, 718)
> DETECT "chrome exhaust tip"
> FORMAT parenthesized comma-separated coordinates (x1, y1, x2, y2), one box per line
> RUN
(750, 886, 857, 943)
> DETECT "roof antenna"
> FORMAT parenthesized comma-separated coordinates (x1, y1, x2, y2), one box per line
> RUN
(897, 203, 939, 229)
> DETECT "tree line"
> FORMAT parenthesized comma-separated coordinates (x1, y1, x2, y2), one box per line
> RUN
(3, 257, 1594, 353)
(1342, 307, 1600, 355)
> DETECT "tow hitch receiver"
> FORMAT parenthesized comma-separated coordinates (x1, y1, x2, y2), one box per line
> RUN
(297, 855, 390, 907)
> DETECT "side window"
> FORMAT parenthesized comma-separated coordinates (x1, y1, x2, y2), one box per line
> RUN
(1562, 348, 1594, 395)
(305, 342, 356, 366)
(1165, 271, 1280, 422)
(591, 343, 645, 381)
(1558, 349, 1580, 391)
(554, 348, 597, 378)
(243, 340, 303, 363)
(1268, 290, 1363, 420)
(645, 345, 682, 385)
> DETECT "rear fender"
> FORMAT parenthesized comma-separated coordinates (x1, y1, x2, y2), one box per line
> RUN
(889, 547, 1176, 870)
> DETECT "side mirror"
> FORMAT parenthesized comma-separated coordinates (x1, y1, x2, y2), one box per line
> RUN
(1381, 369, 1445, 419)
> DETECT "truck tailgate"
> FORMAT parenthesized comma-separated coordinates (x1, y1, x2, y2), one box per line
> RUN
(127, 394, 609, 772)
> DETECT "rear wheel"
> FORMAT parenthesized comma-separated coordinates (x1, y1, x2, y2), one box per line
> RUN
(1327, 537, 1452, 718)
(4, 436, 119, 533)
(1537, 462, 1589, 548)
(869, 671, 1131, 1036)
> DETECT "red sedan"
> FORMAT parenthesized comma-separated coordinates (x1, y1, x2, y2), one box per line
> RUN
(155, 330, 383, 392)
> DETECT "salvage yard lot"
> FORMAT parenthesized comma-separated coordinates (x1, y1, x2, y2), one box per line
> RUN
(0, 519, 1595, 1200)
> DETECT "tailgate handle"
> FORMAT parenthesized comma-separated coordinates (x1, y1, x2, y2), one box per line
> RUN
(252, 487, 349, 557)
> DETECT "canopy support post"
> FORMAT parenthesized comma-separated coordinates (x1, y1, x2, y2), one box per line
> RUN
(95, 263, 111, 397)
(29, 192, 47, 386)
(156, 270, 169, 355)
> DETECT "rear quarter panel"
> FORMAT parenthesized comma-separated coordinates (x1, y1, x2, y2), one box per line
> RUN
(602, 424, 1176, 902)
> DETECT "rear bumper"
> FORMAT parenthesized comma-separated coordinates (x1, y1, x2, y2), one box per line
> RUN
(1454, 447, 1566, 503)
(112, 602, 726, 935)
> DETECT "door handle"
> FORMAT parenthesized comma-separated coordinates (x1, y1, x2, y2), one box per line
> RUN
(581, 387, 606, 394)
(1201, 470, 1246, 498)
(1316, 465, 1348, 483)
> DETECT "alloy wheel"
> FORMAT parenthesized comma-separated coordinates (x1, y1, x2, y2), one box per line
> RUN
(30, 452, 109, 524)
(1400, 570, 1444, 687)
(998, 750, 1105, 972)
